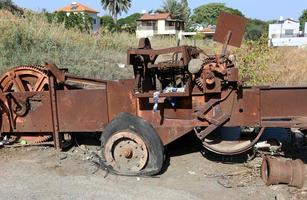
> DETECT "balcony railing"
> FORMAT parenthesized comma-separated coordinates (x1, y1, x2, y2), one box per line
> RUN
(271, 33, 303, 38)
(137, 26, 157, 31)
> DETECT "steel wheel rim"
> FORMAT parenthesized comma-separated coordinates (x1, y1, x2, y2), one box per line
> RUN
(202, 127, 265, 155)
(104, 131, 149, 172)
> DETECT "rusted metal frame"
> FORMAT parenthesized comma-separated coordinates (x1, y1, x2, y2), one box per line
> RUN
(195, 90, 235, 140)
(65, 74, 108, 85)
(194, 114, 230, 140)
(48, 76, 61, 149)
(258, 86, 307, 128)
(261, 119, 307, 128)
(127, 46, 191, 66)
(0, 90, 15, 131)
(45, 62, 65, 83)
(147, 62, 185, 69)
(221, 31, 232, 56)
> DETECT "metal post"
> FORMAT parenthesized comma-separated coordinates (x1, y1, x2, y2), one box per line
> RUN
(221, 31, 232, 56)
(49, 76, 61, 150)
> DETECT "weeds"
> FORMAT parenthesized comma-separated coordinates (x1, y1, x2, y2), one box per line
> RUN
(1, 10, 306, 85)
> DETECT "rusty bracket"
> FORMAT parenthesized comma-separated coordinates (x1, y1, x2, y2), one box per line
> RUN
(0, 90, 15, 131)
(45, 62, 66, 84)
(195, 114, 230, 140)
(195, 98, 220, 119)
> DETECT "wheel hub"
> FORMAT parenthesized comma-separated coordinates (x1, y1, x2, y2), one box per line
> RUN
(104, 131, 148, 172)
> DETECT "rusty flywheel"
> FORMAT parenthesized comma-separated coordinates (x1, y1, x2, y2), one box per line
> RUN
(0, 65, 52, 144)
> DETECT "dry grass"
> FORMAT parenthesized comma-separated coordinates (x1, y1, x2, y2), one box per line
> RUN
(0, 10, 307, 86)
(269, 47, 307, 86)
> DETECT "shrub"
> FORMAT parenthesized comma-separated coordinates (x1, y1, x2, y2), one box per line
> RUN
(235, 35, 276, 85)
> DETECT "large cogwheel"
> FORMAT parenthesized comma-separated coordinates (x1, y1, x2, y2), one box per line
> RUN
(0, 65, 52, 144)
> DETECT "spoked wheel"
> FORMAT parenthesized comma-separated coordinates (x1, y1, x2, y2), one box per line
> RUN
(101, 112, 164, 176)
(0, 65, 49, 92)
(0, 65, 52, 144)
(202, 127, 265, 155)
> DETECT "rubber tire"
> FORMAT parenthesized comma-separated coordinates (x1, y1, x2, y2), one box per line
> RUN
(100, 112, 164, 176)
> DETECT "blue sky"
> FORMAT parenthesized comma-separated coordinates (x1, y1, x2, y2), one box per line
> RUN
(13, 0, 306, 21)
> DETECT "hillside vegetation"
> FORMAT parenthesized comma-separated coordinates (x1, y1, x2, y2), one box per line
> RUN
(1, 10, 307, 85)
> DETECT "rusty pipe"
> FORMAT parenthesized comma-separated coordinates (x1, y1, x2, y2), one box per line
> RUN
(261, 156, 307, 188)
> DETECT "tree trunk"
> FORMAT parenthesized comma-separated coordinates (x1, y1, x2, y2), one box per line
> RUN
(113, 13, 117, 24)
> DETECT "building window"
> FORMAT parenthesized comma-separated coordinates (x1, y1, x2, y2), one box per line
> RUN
(168, 21, 174, 26)
(142, 21, 153, 26)
(285, 29, 294, 36)
(93, 19, 96, 25)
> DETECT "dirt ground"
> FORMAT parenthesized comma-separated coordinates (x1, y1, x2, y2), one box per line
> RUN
(0, 134, 306, 200)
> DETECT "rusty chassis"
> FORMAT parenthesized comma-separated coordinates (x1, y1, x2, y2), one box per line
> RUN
(0, 12, 306, 176)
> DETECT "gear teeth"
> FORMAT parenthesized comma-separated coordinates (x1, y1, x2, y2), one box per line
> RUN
(20, 136, 52, 144)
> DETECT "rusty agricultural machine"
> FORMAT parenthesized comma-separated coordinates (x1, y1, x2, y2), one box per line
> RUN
(0, 12, 307, 180)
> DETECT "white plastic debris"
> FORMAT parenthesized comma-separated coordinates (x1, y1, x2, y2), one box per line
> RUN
(188, 171, 196, 175)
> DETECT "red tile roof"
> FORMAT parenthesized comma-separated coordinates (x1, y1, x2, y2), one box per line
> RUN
(58, 2, 98, 14)
(140, 13, 171, 20)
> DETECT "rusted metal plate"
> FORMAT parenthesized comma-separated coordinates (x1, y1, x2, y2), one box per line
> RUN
(106, 79, 137, 121)
(9, 92, 53, 132)
(155, 126, 193, 145)
(57, 89, 108, 132)
(260, 87, 307, 119)
(223, 88, 260, 126)
(214, 12, 247, 47)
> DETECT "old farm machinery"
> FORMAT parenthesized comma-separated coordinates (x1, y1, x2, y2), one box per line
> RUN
(0, 12, 307, 178)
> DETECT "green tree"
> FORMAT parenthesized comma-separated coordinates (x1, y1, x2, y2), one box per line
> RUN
(100, 0, 131, 23)
(180, 0, 190, 23)
(117, 13, 141, 32)
(160, 0, 190, 21)
(100, 15, 118, 32)
(160, 0, 191, 30)
(245, 19, 269, 40)
(161, 0, 182, 19)
(46, 12, 93, 33)
(191, 3, 244, 26)
(299, 9, 307, 31)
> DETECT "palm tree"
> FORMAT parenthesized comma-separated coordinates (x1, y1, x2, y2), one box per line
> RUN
(101, 0, 131, 23)
(161, 0, 182, 19)
(161, 0, 190, 21)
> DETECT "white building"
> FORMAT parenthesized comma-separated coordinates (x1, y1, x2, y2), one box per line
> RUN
(268, 18, 307, 47)
(58, 2, 100, 32)
(136, 13, 184, 38)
